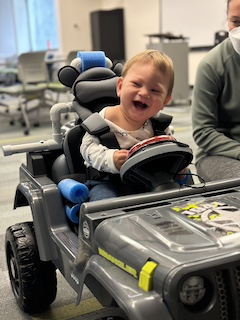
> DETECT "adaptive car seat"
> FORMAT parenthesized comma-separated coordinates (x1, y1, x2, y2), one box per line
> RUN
(52, 51, 123, 183)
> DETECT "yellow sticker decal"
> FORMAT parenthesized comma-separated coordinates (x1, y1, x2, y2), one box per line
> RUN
(171, 199, 240, 234)
(98, 247, 138, 278)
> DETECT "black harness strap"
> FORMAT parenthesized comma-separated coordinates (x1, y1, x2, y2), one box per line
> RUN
(99, 131, 120, 149)
(80, 112, 110, 136)
(151, 113, 173, 135)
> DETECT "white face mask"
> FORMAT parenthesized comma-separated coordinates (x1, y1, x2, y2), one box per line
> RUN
(229, 26, 240, 55)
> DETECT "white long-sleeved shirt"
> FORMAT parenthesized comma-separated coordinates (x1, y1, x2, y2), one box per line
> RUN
(80, 107, 155, 174)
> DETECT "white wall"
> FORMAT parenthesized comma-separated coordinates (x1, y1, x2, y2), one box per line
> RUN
(161, 0, 227, 47)
(189, 50, 209, 86)
(55, 0, 160, 59)
(123, 0, 159, 58)
(55, 0, 224, 86)
(56, 0, 101, 56)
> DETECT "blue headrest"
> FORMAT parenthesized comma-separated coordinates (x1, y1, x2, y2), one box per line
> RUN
(58, 50, 121, 88)
(77, 51, 106, 72)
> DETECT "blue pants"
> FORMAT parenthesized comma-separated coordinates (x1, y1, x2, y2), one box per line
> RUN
(85, 180, 120, 201)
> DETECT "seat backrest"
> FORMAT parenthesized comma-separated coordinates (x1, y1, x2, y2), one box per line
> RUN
(63, 124, 86, 174)
(18, 51, 49, 85)
(51, 124, 87, 183)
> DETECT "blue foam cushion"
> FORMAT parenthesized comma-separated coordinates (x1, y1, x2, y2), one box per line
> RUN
(77, 51, 106, 72)
(65, 203, 80, 224)
(58, 178, 89, 203)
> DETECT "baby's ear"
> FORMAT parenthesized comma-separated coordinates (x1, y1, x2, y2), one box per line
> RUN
(116, 77, 123, 97)
(164, 96, 172, 106)
(58, 66, 80, 88)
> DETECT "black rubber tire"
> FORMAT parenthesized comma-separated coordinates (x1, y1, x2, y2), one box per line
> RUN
(5, 222, 57, 313)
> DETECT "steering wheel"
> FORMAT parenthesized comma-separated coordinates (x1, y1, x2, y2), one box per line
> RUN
(120, 135, 193, 192)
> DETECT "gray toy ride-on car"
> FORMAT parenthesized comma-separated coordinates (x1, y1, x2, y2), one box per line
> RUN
(3, 51, 240, 320)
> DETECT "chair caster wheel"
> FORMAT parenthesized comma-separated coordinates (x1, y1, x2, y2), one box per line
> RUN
(33, 122, 40, 127)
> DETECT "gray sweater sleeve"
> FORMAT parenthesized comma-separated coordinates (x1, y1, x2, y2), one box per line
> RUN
(192, 39, 240, 163)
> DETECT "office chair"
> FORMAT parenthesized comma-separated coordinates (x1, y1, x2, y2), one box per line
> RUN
(0, 54, 18, 86)
(0, 51, 50, 135)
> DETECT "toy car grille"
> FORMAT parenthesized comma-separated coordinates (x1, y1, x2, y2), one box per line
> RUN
(165, 261, 240, 320)
(214, 266, 240, 320)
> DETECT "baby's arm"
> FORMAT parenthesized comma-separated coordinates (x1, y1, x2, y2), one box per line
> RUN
(80, 132, 128, 173)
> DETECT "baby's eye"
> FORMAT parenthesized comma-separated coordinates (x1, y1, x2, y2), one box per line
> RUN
(132, 81, 140, 87)
(152, 88, 160, 93)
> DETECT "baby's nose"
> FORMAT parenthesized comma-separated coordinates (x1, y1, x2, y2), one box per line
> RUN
(138, 86, 150, 97)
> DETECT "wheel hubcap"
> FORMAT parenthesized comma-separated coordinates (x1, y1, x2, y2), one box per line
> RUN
(9, 252, 20, 297)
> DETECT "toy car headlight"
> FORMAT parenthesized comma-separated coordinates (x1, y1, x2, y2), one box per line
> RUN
(179, 276, 206, 305)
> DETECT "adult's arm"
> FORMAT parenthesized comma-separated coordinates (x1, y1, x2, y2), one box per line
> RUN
(192, 59, 240, 159)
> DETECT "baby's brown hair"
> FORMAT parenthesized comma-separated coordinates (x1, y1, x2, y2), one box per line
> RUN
(121, 50, 174, 96)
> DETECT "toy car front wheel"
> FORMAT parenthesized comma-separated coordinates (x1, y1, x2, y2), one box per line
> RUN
(5, 222, 57, 313)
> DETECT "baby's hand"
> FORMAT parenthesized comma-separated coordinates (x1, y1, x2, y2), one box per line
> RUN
(113, 149, 129, 171)
(175, 167, 189, 180)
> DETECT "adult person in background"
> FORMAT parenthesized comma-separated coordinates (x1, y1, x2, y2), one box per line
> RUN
(192, 0, 240, 181)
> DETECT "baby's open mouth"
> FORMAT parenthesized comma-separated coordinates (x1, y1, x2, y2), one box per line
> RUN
(134, 101, 148, 109)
